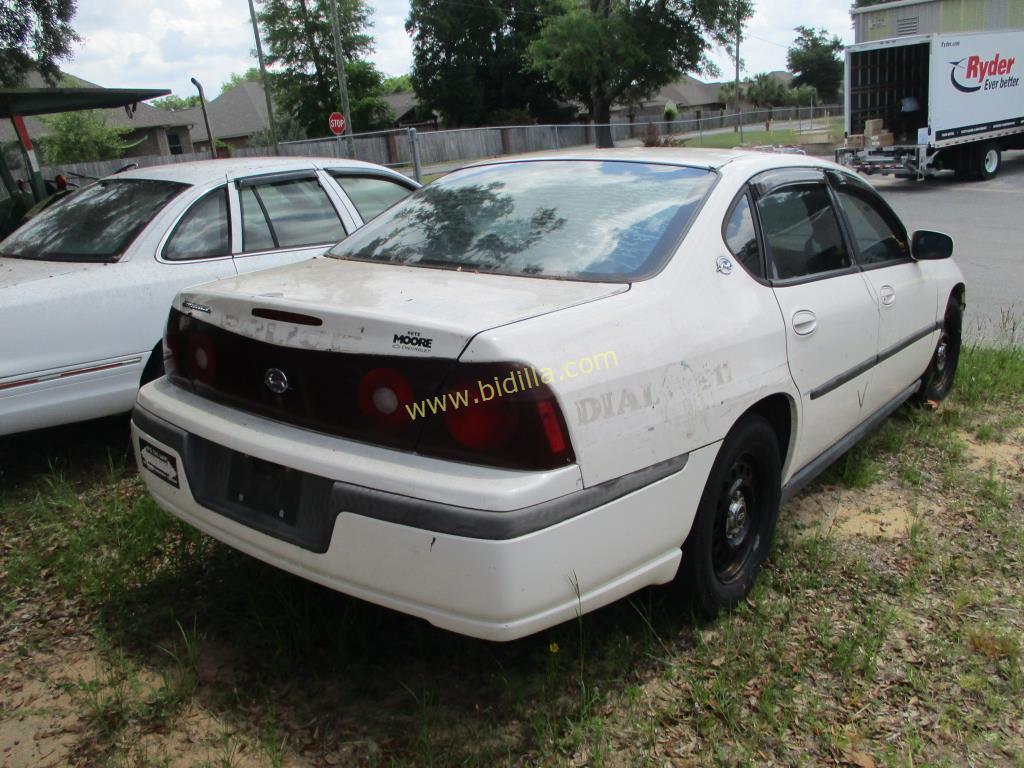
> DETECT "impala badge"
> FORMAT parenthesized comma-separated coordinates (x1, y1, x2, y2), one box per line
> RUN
(265, 368, 289, 395)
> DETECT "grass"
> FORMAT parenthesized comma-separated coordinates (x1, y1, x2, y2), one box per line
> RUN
(1, 343, 1022, 766)
(672, 116, 846, 151)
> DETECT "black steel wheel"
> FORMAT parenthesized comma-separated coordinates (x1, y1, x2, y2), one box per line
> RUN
(679, 414, 781, 618)
(916, 294, 963, 405)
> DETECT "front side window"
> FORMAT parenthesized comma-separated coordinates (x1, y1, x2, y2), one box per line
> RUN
(163, 187, 230, 261)
(239, 177, 345, 252)
(724, 193, 763, 278)
(0, 179, 186, 263)
(327, 160, 717, 282)
(757, 184, 851, 281)
(835, 188, 909, 266)
(330, 173, 413, 221)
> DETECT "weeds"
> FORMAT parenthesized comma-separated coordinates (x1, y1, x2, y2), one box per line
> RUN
(1, 347, 1022, 766)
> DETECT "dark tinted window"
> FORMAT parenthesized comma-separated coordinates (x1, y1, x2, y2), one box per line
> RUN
(836, 188, 909, 265)
(757, 184, 851, 280)
(328, 161, 717, 281)
(240, 187, 275, 251)
(330, 174, 413, 220)
(724, 194, 762, 277)
(240, 178, 345, 251)
(163, 187, 230, 261)
(0, 179, 186, 262)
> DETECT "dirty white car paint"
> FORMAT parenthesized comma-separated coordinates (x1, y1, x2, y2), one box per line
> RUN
(131, 149, 965, 640)
(0, 157, 416, 436)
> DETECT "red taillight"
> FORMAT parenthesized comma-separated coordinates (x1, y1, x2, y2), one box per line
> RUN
(536, 400, 567, 454)
(185, 331, 216, 384)
(357, 367, 414, 429)
(418, 362, 575, 471)
(443, 384, 520, 451)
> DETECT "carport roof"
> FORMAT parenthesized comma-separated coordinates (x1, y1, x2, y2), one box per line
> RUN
(0, 87, 171, 118)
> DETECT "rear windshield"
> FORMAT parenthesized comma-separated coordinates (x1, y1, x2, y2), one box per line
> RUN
(0, 179, 187, 262)
(326, 160, 716, 281)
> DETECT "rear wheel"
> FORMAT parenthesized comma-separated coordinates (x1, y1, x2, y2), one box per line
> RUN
(976, 142, 1001, 181)
(679, 415, 781, 618)
(916, 295, 962, 405)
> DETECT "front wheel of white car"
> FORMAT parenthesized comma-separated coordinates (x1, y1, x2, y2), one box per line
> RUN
(679, 414, 781, 619)
(916, 295, 962, 405)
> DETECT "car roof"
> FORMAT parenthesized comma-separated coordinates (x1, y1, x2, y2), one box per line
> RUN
(110, 156, 412, 186)
(466, 147, 844, 175)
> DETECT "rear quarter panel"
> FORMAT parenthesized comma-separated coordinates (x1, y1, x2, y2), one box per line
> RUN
(462, 180, 797, 487)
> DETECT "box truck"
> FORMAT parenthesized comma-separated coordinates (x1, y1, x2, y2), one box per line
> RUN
(836, 29, 1024, 181)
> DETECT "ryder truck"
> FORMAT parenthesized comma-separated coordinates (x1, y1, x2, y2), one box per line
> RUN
(836, 29, 1024, 181)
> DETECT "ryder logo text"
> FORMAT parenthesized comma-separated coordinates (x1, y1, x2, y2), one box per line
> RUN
(950, 53, 1019, 93)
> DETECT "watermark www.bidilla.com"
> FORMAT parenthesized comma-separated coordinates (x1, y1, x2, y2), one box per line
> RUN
(405, 350, 620, 421)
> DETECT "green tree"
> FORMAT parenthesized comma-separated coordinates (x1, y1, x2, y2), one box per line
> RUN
(257, 0, 391, 133)
(381, 73, 413, 94)
(784, 83, 818, 107)
(746, 73, 787, 107)
(530, 0, 751, 147)
(151, 94, 200, 111)
(407, 0, 574, 128)
(786, 26, 844, 103)
(0, 0, 80, 87)
(37, 111, 139, 164)
(221, 67, 262, 94)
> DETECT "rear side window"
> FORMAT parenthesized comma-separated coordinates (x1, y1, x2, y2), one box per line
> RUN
(239, 177, 345, 251)
(0, 179, 186, 263)
(330, 174, 413, 221)
(163, 187, 230, 261)
(724, 193, 763, 278)
(835, 188, 909, 266)
(757, 184, 851, 281)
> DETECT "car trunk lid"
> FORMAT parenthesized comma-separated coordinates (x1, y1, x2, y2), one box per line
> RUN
(177, 256, 629, 358)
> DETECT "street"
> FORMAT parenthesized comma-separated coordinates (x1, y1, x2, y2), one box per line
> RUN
(870, 150, 1024, 341)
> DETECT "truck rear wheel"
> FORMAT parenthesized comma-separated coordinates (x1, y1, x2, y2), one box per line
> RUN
(976, 142, 1001, 181)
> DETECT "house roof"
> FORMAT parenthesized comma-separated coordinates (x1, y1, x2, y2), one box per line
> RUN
(382, 91, 418, 121)
(182, 80, 270, 143)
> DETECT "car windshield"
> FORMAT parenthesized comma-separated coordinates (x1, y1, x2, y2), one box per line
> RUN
(0, 178, 187, 263)
(326, 160, 716, 281)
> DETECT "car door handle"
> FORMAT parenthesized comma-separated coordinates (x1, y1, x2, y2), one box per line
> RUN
(792, 309, 818, 336)
(880, 285, 896, 306)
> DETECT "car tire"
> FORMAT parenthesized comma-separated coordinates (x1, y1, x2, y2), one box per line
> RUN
(140, 343, 165, 386)
(975, 142, 1001, 181)
(916, 295, 962, 405)
(678, 414, 781, 619)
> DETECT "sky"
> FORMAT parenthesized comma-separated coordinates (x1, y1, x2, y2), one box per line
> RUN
(68, 0, 854, 98)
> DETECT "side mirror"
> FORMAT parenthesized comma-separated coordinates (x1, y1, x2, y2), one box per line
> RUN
(912, 230, 954, 260)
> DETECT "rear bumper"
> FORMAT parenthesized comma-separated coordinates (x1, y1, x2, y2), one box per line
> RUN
(132, 380, 720, 640)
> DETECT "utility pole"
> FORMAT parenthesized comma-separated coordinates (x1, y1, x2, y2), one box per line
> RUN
(247, 0, 279, 155)
(328, 0, 356, 157)
(734, 0, 744, 142)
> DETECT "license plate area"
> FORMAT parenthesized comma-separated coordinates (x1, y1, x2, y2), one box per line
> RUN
(226, 454, 301, 526)
(185, 436, 337, 553)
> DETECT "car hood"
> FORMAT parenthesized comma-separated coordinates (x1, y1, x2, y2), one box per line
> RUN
(0, 257, 108, 289)
(176, 257, 629, 358)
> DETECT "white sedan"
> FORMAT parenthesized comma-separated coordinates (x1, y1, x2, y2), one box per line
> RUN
(0, 157, 417, 436)
(131, 149, 964, 641)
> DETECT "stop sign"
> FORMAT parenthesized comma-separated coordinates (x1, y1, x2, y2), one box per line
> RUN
(328, 111, 346, 135)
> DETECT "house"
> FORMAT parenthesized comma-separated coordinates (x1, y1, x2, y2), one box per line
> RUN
(0, 70, 196, 157)
(852, 0, 1024, 43)
(612, 71, 795, 122)
(179, 80, 271, 152)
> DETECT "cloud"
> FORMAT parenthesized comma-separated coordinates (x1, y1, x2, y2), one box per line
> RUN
(68, 0, 854, 96)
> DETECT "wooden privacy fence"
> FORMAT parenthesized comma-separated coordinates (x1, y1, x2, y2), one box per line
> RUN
(31, 106, 841, 186)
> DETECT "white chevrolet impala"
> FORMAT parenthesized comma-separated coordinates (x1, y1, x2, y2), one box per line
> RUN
(131, 150, 965, 641)
(0, 157, 417, 436)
